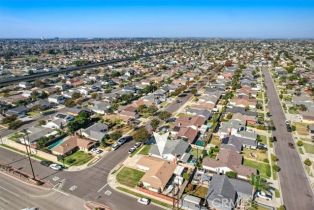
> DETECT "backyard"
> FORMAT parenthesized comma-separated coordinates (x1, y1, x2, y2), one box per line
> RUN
(190, 186, 208, 199)
(64, 151, 93, 166)
(243, 158, 271, 178)
(116, 167, 145, 188)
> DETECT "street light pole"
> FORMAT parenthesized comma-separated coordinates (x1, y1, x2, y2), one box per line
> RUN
(22, 133, 36, 180)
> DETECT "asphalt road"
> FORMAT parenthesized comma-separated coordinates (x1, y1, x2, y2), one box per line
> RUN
(262, 67, 314, 210)
(164, 93, 192, 114)
(0, 173, 85, 210)
(0, 143, 162, 210)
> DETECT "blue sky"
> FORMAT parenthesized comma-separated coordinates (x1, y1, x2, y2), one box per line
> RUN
(1, 0, 314, 38)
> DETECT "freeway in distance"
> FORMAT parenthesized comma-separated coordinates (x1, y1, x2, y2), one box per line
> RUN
(0, 49, 173, 87)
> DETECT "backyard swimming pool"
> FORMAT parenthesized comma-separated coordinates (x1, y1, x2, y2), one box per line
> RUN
(47, 139, 64, 150)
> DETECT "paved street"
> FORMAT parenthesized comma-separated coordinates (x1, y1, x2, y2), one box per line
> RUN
(0, 143, 162, 210)
(164, 93, 192, 113)
(263, 67, 314, 210)
(0, 173, 85, 210)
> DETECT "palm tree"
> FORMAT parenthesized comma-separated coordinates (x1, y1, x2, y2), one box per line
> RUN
(250, 174, 271, 195)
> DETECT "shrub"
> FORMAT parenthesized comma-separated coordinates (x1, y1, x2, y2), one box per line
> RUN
(226, 171, 237, 178)
(304, 158, 312, 166)
(8, 120, 23, 129)
(297, 140, 303, 147)
(273, 165, 281, 172)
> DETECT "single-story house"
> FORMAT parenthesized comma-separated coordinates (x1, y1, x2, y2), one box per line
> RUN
(81, 122, 108, 142)
(136, 156, 176, 193)
(51, 135, 96, 156)
(202, 148, 256, 180)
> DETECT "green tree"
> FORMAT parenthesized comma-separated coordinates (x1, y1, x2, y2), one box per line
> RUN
(158, 111, 171, 120)
(110, 131, 122, 141)
(133, 127, 149, 142)
(250, 174, 270, 193)
(150, 118, 160, 130)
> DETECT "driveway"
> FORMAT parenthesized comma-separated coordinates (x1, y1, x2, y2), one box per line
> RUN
(262, 67, 314, 210)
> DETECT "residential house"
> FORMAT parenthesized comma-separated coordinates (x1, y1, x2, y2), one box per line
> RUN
(92, 101, 111, 114)
(118, 105, 139, 121)
(149, 132, 191, 162)
(48, 95, 65, 104)
(218, 120, 245, 140)
(6, 106, 28, 117)
(202, 148, 256, 180)
(136, 156, 176, 193)
(51, 135, 96, 156)
(81, 122, 108, 142)
(206, 175, 253, 210)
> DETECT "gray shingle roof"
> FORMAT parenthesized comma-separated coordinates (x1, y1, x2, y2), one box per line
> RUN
(149, 139, 190, 158)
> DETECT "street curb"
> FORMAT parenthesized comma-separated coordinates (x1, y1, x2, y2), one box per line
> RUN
(0, 170, 52, 191)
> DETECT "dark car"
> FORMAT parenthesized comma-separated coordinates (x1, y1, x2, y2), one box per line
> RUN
(40, 160, 53, 167)
(286, 124, 292, 132)
(271, 136, 277, 142)
(117, 135, 133, 145)
(288, 142, 294, 149)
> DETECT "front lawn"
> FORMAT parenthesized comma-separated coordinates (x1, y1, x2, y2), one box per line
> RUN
(303, 143, 314, 154)
(116, 167, 145, 188)
(138, 145, 151, 155)
(242, 149, 268, 162)
(295, 122, 309, 136)
(64, 151, 93, 166)
(243, 159, 271, 178)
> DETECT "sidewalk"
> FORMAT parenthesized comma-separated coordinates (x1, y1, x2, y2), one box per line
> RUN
(107, 164, 172, 210)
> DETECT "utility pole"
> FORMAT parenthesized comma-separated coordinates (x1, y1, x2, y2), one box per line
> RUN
(22, 131, 36, 180)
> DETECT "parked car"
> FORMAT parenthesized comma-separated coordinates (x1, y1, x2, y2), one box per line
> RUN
(257, 143, 267, 150)
(288, 142, 294, 149)
(40, 160, 53, 167)
(111, 143, 120, 151)
(90, 148, 103, 154)
(256, 191, 272, 201)
(49, 163, 63, 171)
(134, 142, 142, 148)
(117, 135, 132, 145)
(128, 147, 136, 154)
(137, 198, 150, 205)
(21, 208, 39, 210)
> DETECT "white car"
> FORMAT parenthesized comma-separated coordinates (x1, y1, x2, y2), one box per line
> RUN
(256, 191, 272, 201)
(137, 197, 150, 205)
(111, 143, 120, 151)
(49, 163, 63, 171)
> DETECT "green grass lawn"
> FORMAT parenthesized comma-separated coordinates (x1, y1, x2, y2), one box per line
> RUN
(138, 145, 151, 155)
(116, 167, 145, 188)
(257, 135, 267, 145)
(303, 143, 314, 154)
(8, 132, 24, 141)
(64, 151, 93, 166)
(243, 159, 271, 178)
